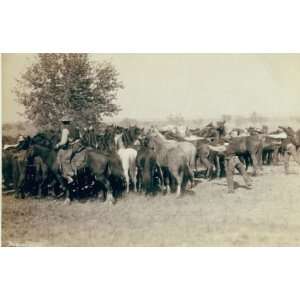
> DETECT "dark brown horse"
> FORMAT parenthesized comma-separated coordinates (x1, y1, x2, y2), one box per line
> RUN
(28, 134, 125, 203)
(136, 136, 164, 195)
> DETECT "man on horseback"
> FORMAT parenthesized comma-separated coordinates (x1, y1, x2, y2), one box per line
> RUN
(55, 115, 81, 184)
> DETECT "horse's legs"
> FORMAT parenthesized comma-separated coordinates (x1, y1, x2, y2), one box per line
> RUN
(38, 165, 48, 198)
(225, 158, 235, 193)
(173, 171, 183, 197)
(168, 165, 184, 197)
(156, 163, 164, 187)
(284, 144, 300, 174)
(17, 171, 26, 199)
(129, 163, 137, 193)
(273, 147, 279, 165)
(184, 165, 194, 189)
(136, 168, 143, 192)
(50, 162, 68, 197)
(124, 169, 130, 193)
(250, 152, 259, 176)
(201, 155, 213, 179)
(15, 160, 26, 199)
(63, 187, 72, 204)
(120, 157, 130, 193)
(95, 174, 114, 203)
(194, 154, 198, 171)
(162, 168, 170, 194)
(190, 152, 196, 172)
(290, 145, 300, 165)
(12, 159, 20, 197)
(215, 155, 221, 178)
(283, 151, 290, 174)
(257, 147, 263, 171)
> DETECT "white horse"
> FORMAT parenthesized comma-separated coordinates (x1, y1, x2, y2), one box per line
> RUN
(114, 133, 138, 193)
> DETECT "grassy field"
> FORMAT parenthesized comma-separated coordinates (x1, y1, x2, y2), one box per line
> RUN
(2, 160, 300, 247)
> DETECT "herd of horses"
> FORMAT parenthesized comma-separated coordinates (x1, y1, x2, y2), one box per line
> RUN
(2, 123, 300, 204)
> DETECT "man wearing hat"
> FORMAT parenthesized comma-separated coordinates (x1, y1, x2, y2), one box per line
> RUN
(55, 115, 81, 185)
(223, 143, 252, 193)
(212, 142, 252, 193)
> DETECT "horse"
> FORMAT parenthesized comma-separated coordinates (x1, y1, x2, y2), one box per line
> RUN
(223, 135, 263, 176)
(136, 136, 164, 195)
(114, 126, 143, 193)
(29, 133, 125, 203)
(150, 128, 196, 172)
(7, 136, 36, 198)
(187, 126, 226, 179)
(195, 139, 218, 179)
(261, 136, 282, 165)
(2, 147, 16, 190)
(147, 131, 194, 197)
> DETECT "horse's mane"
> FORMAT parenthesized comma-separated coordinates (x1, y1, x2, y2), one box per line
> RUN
(148, 131, 177, 151)
(121, 127, 139, 148)
(96, 130, 116, 153)
(32, 131, 57, 148)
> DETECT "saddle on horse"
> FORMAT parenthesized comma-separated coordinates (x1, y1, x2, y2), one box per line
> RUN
(57, 140, 86, 178)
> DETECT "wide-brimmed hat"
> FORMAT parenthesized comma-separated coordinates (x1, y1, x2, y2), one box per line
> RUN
(60, 115, 73, 123)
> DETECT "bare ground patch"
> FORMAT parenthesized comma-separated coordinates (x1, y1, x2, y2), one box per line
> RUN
(2, 162, 300, 246)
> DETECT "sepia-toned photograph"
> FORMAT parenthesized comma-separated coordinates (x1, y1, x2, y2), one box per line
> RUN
(2, 53, 300, 246)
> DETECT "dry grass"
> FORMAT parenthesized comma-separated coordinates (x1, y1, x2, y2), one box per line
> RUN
(2, 161, 300, 246)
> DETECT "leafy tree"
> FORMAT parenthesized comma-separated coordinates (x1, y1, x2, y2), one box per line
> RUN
(14, 54, 123, 129)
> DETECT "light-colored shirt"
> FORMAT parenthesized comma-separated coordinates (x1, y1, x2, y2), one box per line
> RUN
(57, 128, 70, 146)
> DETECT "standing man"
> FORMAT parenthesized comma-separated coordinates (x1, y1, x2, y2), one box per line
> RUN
(224, 143, 252, 193)
(279, 126, 300, 174)
(213, 143, 252, 193)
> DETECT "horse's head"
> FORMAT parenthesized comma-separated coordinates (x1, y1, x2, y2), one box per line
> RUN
(148, 126, 160, 137)
(128, 126, 143, 143)
(18, 136, 32, 150)
(146, 136, 158, 152)
(248, 127, 263, 136)
(115, 126, 123, 134)
(140, 135, 151, 148)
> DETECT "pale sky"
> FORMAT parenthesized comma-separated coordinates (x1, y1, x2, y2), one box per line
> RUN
(2, 54, 300, 124)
